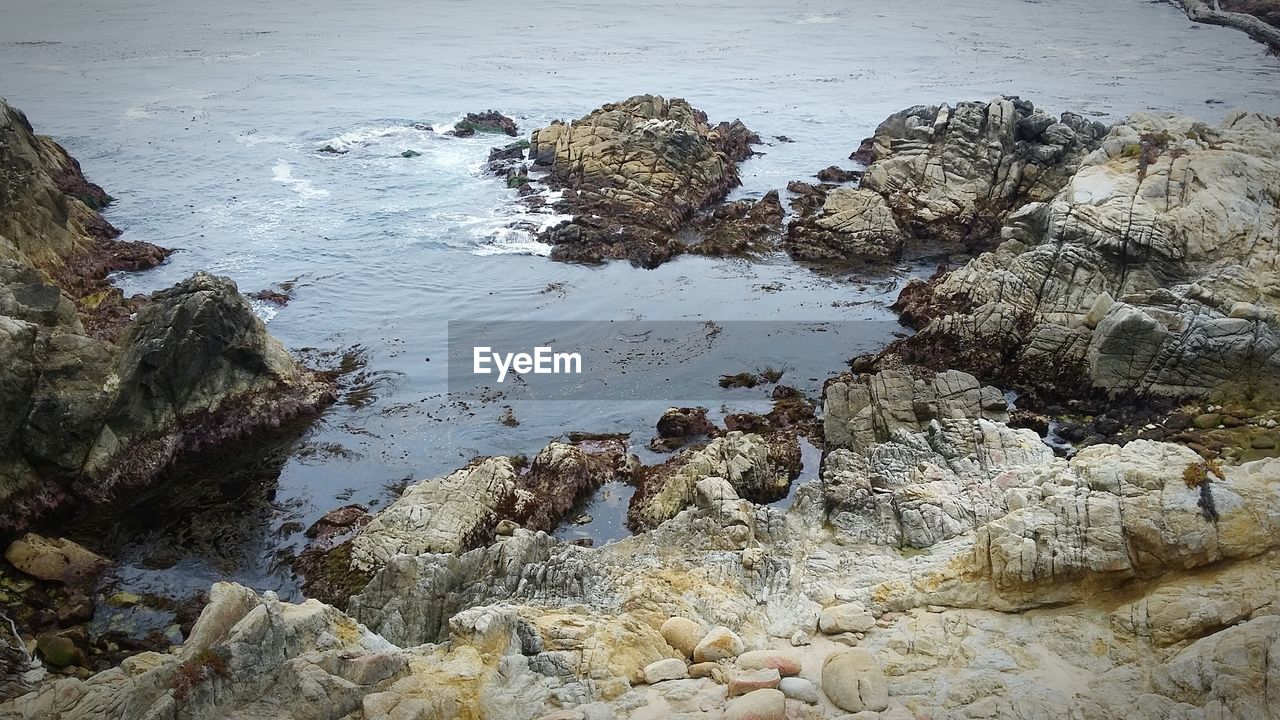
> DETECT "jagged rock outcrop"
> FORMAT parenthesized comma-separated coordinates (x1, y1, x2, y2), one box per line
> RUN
(823, 367, 1009, 452)
(787, 97, 1106, 266)
(0, 99, 333, 533)
(879, 110, 1280, 404)
(525, 95, 760, 267)
(347, 441, 626, 573)
(629, 431, 800, 531)
(783, 187, 905, 264)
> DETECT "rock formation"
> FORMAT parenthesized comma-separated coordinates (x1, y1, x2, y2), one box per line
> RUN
(0, 98, 333, 532)
(785, 98, 1107, 265)
(523, 95, 764, 267)
(4, 98, 1280, 720)
(877, 109, 1280, 406)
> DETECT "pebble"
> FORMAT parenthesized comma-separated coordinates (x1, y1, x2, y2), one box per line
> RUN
(789, 630, 811, 647)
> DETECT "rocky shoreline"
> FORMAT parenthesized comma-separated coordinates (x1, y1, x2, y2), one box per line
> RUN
(1, 98, 336, 695)
(2, 91, 1279, 720)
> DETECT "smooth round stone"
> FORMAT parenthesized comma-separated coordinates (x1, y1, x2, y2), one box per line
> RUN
(725, 688, 786, 720)
(778, 677, 820, 704)
(727, 667, 781, 697)
(693, 625, 745, 663)
(737, 649, 802, 676)
(661, 616, 705, 658)
(643, 657, 689, 684)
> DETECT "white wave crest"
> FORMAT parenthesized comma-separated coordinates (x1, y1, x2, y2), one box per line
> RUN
(271, 160, 329, 198)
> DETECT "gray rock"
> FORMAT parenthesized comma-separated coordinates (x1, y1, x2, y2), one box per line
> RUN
(778, 676, 820, 703)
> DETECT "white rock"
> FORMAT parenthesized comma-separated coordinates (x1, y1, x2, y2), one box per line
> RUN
(643, 657, 689, 684)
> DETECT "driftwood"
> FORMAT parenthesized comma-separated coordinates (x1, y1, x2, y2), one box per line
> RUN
(0, 612, 34, 701)
(1169, 0, 1280, 52)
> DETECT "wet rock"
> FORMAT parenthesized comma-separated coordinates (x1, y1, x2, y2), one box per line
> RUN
(816, 165, 860, 183)
(785, 188, 905, 264)
(303, 504, 371, 545)
(450, 110, 518, 137)
(687, 191, 784, 257)
(4, 535, 108, 585)
(693, 626, 744, 663)
(652, 407, 718, 451)
(642, 657, 689, 684)
(527, 95, 757, 267)
(630, 431, 799, 530)
(725, 688, 786, 720)
(34, 634, 84, 669)
(822, 649, 889, 713)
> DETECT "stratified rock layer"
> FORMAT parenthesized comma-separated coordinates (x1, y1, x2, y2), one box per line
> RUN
(882, 110, 1280, 404)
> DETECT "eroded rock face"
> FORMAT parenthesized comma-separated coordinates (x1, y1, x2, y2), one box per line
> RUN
(629, 431, 800, 531)
(347, 440, 627, 574)
(1, 98, 334, 534)
(527, 95, 759, 267)
(790, 97, 1106, 267)
(879, 110, 1280, 405)
(823, 367, 1009, 453)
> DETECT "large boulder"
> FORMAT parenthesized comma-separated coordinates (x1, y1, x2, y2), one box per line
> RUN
(527, 94, 759, 267)
(877, 110, 1280, 405)
(0, 99, 334, 533)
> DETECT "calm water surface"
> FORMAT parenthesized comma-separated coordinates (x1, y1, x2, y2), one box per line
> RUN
(2, 0, 1277, 604)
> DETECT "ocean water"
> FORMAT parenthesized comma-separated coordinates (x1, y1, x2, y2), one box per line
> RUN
(2, 0, 1278, 604)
